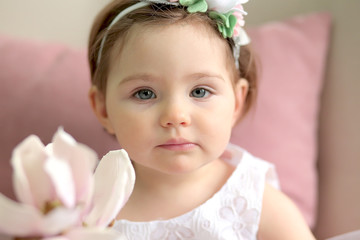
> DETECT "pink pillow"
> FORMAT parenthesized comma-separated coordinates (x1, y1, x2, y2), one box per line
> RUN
(0, 12, 331, 228)
(0, 35, 119, 199)
(231, 12, 332, 227)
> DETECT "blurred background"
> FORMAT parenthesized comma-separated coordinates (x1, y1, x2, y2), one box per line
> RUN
(0, 0, 359, 239)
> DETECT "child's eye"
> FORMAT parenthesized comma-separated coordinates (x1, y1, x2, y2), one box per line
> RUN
(134, 89, 156, 100)
(190, 88, 210, 98)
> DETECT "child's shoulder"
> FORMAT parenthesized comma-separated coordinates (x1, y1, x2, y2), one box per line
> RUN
(226, 144, 316, 239)
(258, 184, 316, 240)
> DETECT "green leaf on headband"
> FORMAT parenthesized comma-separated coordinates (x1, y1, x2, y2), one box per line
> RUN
(179, 0, 208, 13)
(209, 11, 237, 38)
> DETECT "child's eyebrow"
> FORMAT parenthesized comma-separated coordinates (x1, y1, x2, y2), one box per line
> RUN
(118, 72, 224, 85)
(118, 74, 155, 85)
(187, 72, 225, 82)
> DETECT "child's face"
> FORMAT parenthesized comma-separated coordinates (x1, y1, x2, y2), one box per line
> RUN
(91, 23, 248, 175)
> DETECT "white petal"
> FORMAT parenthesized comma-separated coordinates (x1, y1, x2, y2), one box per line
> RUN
(206, 0, 236, 13)
(51, 128, 98, 205)
(0, 192, 82, 237)
(66, 228, 126, 240)
(11, 135, 54, 208)
(206, 0, 248, 13)
(84, 150, 135, 227)
(0, 192, 43, 236)
(45, 157, 76, 208)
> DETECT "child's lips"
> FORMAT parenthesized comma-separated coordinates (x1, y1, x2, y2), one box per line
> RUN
(157, 138, 197, 151)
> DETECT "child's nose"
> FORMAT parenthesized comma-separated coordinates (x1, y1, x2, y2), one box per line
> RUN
(159, 99, 191, 128)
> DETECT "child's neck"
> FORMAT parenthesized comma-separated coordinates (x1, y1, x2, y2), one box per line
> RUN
(117, 158, 235, 222)
(135, 161, 219, 193)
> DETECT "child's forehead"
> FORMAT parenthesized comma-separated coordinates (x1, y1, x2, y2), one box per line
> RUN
(114, 22, 228, 61)
(129, 21, 221, 41)
(115, 21, 229, 58)
(107, 22, 236, 87)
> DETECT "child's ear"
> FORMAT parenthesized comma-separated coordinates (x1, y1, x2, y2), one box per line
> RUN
(88, 86, 115, 134)
(233, 78, 249, 126)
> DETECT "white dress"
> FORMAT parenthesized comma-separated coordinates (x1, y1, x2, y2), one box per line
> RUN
(113, 144, 279, 240)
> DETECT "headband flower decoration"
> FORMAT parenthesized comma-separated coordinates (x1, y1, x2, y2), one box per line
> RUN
(156, 0, 249, 38)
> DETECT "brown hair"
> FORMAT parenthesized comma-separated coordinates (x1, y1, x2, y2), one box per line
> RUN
(88, 0, 258, 115)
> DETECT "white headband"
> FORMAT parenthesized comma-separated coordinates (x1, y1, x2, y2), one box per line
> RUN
(96, 0, 251, 69)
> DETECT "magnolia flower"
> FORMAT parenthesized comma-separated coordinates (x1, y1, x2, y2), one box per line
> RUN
(0, 128, 135, 240)
(146, 0, 249, 38)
